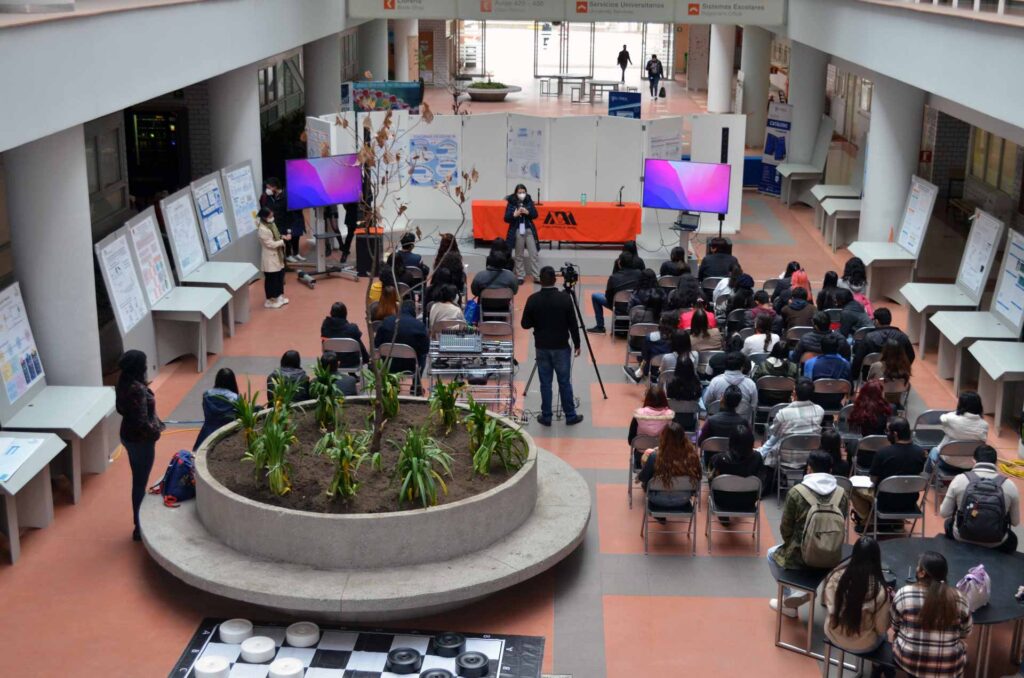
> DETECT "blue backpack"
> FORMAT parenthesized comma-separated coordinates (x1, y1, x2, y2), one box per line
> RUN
(464, 298, 480, 326)
(150, 450, 196, 507)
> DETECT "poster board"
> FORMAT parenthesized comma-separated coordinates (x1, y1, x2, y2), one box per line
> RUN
(991, 228, 1024, 334)
(596, 116, 643, 203)
(95, 232, 148, 335)
(306, 116, 332, 159)
(461, 113, 508, 202)
(895, 176, 938, 258)
(689, 113, 746, 235)
(221, 161, 260, 240)
(403, 113, 465, 222)
(955, 209, 1005, 304)
(159, 187, 207, 280)
(190, 172, 235, 258)
(126, 208, 174, 305)
(642, 116, 684, 227)
(506, 114, 549, 199)
(0, 283, 45, 410)
(548, 116, 597, 201)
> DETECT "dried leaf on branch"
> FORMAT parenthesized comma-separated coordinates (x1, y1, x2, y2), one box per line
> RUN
(421, 102, 435, 124)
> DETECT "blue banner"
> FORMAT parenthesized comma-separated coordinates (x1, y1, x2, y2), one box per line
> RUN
(608, 91, 641, 119)
(758, 102, 792, 197)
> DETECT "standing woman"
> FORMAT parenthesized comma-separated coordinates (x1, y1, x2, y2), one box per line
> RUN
(257, 207, 290, 309)
(115, 350, 163, 541)
(504, 184, 539, 285)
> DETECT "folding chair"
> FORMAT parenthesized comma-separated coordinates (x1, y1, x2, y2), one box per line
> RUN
(748, 351, 770, 368)
(322, 337, 364, 375)
(368, 319, 384, 351)
(430, 318, 468, 338)
(852, 326, 874, 343)
(479, 287, 515, 324)
(756, 376, 795, 432)
(625, 322, 657, 369)
(852, 435, 888, 475)
(376, 342, 420, 394)
(835, 403, 860, 449)
(812, 378, 851, 420)
(669, 398, 700, 433)
(824, 308, 842, 327)
(776, 433, 822, 503)
(871, 475, 928, 538)
(627, 434, 660, 509)
(785, 326, 814, 348)
(882, 378, 910, 411)
(642, 476, 700, 555)
(701, 277, 723, 300)
(762, 278, 784, 295)
(699, 436, 730, 480)
(705, 399, 721, 417)
(738, 328, 755, 340)
(658, 275, 680, 290)
(706, 475, 762, 554)
(726, 308, 748, 336)
(764, 402, 788, 437)
(927, 440, 979, 512)
(477, 320, 514, 339)
(859, 352, 882, 383)
(912, 409, 950, 449)
(611, 289, 634, 338)
(822, 638, 896, 678)
(697, 350, 722, 379)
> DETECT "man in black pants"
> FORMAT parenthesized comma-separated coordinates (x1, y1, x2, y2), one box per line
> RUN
(617, 44, 632, 83)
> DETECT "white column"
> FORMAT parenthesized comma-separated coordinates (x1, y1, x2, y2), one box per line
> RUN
(707, 25, 736, 113)
(208, 62, 263, 189)
(357, 18, 389, 82)
(4, 125, 101, 385)
(860, 73, 926, 242)
(392, 19, 419, 82)
(787, 41, 828, 164)
(304, 33, 342, 117)
(740, 26, 771, 146)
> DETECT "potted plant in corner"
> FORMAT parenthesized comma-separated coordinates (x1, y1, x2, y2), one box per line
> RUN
(465, 80, 522, 102)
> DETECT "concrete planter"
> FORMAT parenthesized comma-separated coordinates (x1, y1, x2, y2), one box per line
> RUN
(195, 397, 537, 570)
(465, 85, 522, 102)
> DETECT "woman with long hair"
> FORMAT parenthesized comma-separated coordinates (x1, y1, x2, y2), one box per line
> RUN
(726, 286, 756, 317)
(823, 537, 892, 673)
(927, 390, 989, 474)
(193, 367, 240, 451)
(669, 273, 702, 311)
(683, 302, 723, 351)
(817, 271, 840, 311)
(709, 424, 763, 512)
(115, 350, 163, 541)
(628, 384, 675, 445)
(372, 285, 400, 321)
(839, 256, 869, 295)
(821, 428, 850, 477)
(892, 551, 972, 678)
(637, 422, 702, 510)
(868, 338, 913, 383)
(432, 232, 466, 292)
(626, 311, 676, 383)
(629, 268, 666, 319)
(847, 379, 892, 468)
(770, 260, 802, 303)
(743, 312, 780, 356)
(504, 183, 539, 283)
(713, 262, 744, 305)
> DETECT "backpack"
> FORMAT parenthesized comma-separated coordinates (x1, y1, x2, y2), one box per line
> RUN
(956, 472, 1007, 544)
(793, 484, 846, 569)
(464, 298, 480, 326)
(149, 450, 196, 507)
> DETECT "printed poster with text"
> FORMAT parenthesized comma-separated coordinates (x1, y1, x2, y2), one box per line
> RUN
(759, 102, 792, 197)
(193, 177, 233, 256)
(408, 134, 459, 187)
(100, 234, 148, 334)
(223, 165, 260, 238)
(130, 214, 174, 305)
(0, 285, 44, 405)
(507, 126, 543, 182)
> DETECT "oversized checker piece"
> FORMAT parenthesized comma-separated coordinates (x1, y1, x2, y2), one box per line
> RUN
(172, 618, 545, 678)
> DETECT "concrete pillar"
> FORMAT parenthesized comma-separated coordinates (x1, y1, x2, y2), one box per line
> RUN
(686, 25, 710, 91)
(208, 62, 263, 189)
(304, 33, 342, 117)
(392, 19, 419, 82)
(357, 18, 389, 82)
(787, 41, 828, 164)
(740, 26, 771, 146)
(860, 73, 926, 242)
(4, 125, 101, 385)
(707, 25, 736, 113)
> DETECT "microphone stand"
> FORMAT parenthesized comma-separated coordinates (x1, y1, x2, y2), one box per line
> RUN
(535, 188, 543, 206)
(616, 186, 625, 207)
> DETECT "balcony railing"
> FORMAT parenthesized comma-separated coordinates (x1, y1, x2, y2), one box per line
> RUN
(861, 0, 1024, 25)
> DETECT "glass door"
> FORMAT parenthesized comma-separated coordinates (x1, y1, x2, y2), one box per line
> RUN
(641, 23, 674, 78)
(457, 20, 486, 78)
(566, 22, 595, 76)
(533, 20, 567, 76)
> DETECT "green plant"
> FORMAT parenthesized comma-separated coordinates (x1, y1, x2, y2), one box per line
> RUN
(463, 394, 490, 450)
(362, 362, 400, 420)
(245, 416, 296, 496)
(229, 384, 262, 453)
(314, 428, 371, 499)
(310, 360, 344, 430)
(469, 81, 508, 89)
(268, 373, 304, 418)
(472, 419, 528, 476)
(392, 427, 452, 507)
(429, 380, 464, 433)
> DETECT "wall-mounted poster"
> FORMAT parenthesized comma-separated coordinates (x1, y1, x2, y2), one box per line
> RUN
(222, 164, 260, 238)
(0, 284, 44, 405)
(99, 234, 148, 334)
(192, 176, 233, 256)
(162, 193, 206, 278)
(507, 126, 543, 182)
(129, 214, 174, 305)
(408, 134, 459, 187)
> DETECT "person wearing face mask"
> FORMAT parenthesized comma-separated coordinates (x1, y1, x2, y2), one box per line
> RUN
(504, 183, 539, 285)
(257, 207, 290, 308)
(261, 177, 304, 263)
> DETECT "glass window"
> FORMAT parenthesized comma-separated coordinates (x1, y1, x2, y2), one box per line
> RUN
(986, 137, 1003, 186)
(98, 129, 122, 187)
(971, 129, 988, 180)
(858, 79, 873, 113)
(1000, 141, 1018, 194)
(85, 138, 99, 194)
(258, 69, 266, 106)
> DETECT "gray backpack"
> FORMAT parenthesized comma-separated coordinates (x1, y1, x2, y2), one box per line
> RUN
(793, 484, 846, 569)
(957, 472, 1007, 544)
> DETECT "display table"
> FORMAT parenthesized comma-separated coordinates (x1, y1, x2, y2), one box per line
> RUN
(472, 200, 641, 244)
(847, 241, 919, 303)
(822, 198, 862, 253)
(899, 283, 978, 354)
(811, 185, 861, 233)
(930, 310, 1019, 393)
(0, 432, 65, 563)
(967, 340, 1024, 436)
(151, 286, 232, 373)
(180, 261, 258, 336)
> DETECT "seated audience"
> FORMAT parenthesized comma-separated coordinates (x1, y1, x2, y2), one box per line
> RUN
(704, 352, 758, 417)
(822, 428, 849, 478)
(835, 288, 873, 337)
(743, 313, 780, 356)
(319, 351, 358, 396)
(637, 422, 702, 510)
(660, 246, 689, 277)
(657, 330, 698, 377)
(697, 386, 748, 446)
(816, 271, 840, 313)
(823, 536, 893, 673)
(940, 444, 1019, 553)
(665, 355, 703, 431)
(625, 313, 676, 383)
(394, 232, 429, 277)
(588, 252, 642, 334)
(709, 424, 764, 512)
(748, 290, 778, 326)
(803, 334, 852, 383)
(891, 552, 972, 678)
(428, 284, 465, 329)
(371, 285, 400, 321)
(267, 350, 310, 402)
(776, 286, 816, 333)
(628, 385, 676, 449)
(320, 301, 370, 368)
(866, 339, 913, 400)
(683, 303, 722, 350)
(432, 232, 467, 292)
(769, 260, 802, 304)
(374, 300, 430, 392)
(712, 262, 744, 305)
(759, 378, 823, 466)
(792, 311, 852, 364)
(846, 379, 893, 468)
(926, 391, 989, 474)
(724, 285, 756, 327)
(667, 273, 702, 311)
(697, 237, 738, 281)
(708, 334, 745, 378)
(752, 342, 800, 405)
(853, 308, 915, 377)
(619, 240, 646, 272)
(838, 257, 874, 317)
(850, 417, 926, 530)
(773, 269, 813, 313)
(471, 252, 520, 313)
(490, 237, 514, 272)
(193, 368, 239, 450)
(628, 268, 666, 322)
(423, 267, 454, 319)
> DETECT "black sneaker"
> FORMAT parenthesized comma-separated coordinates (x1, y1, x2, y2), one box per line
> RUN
(565, 414, 584, 426)
(623, 366, 641, 383)
(537, 417, 552, 427)
(587, 326, 605, 334)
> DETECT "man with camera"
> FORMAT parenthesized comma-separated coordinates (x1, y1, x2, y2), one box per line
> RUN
(521, 266, 584, 426)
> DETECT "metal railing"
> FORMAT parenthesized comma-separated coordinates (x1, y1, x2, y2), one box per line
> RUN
(865, 0, 1024, 22)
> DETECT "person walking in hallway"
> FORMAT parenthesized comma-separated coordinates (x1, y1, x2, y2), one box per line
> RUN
(505, 183, 539, 284)
(617, 44, 632, 83)
(645, 54, 664, 98)
(115, 350, 163, 542)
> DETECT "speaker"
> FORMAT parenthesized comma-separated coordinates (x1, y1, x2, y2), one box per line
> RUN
(720, 127, 729, 164)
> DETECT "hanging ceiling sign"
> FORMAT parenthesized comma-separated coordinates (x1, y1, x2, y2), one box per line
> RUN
(676, 0, 785, 24)
(458, 0, 565, 20)
(348, 0, 458, 18)
(566, 0, 674, 22)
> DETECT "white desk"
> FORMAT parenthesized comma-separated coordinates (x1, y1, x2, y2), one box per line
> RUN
(847, 241, 918, 304)
(0, 432, 65, 563)
(899, 283, 978, 354)
(588, 79, 620, 104)
(181, 261, 258, 336)
(5, 386, 115, 504)
(151, 286, 232, 373)
(778, 163, 824, 206)
(968, 340, 1024, 437)
(823, 198, 862, 253)
(811, 185, 861, 233)
(930, 311, 1019, 394)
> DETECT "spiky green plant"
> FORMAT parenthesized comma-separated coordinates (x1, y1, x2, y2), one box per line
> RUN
(463, 394, 491, 450)
(243, 415, 296, 496)
(362, 361, 400, 419)
(429, 380, 464, 433)
(229, 383, 261, 453)
(314, 428, 370, 499)
(310, 359, 344, 430)
(472, 419, 528, 476)
(392, 426, 452, 507)
(268, 373, 304, 420)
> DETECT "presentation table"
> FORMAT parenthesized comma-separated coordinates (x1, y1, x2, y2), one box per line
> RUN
(967, 340, 1024, 436)
(5, 386, 115, 504)
(847, 241, 918, 303)
(899, 283, 978, 354)
(180, 260, 259, 336)
(151, 286, 232, 373)
(811, 185, 861, 233)
(929, 310, 1019, 393)
(0, 432, 65, 563)
(822, 198, 862, 253)
(471, 200, 642, 244)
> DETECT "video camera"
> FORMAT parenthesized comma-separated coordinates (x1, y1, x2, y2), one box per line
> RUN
(558, 262, 579, 288)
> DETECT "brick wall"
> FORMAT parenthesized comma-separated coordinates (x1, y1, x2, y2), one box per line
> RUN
(419, 19, 449, 87)
(184, 83, 213, 180)
(928, 110, 970, 200)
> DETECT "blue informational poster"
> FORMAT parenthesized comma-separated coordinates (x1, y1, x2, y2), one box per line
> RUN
(608, 91, 641, 119)
(759, 102, 792, 197)
(408, 134, 459, 187)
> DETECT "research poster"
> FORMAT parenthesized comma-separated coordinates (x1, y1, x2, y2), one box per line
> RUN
(896, 176, 938, 257)
(648, 133, 683, 160)
(408, 134, 459, 187)
(129, 214, 174, 305)
(0, 436, 46, 483)
(760, 101, 792, 196)
(956, 210, 1003, 302)
(100, 234, 148, 334)
(163, 194, 206, 278)
(193, 177, 232, 256)
(223, 164, 259, 239)
(306, 117, 332, 159)
(0, 284, 44, 405)
(507, 126, 543, 181)
(994, 228, 1024, 328)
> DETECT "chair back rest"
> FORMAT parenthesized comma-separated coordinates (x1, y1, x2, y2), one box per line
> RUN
(377, 342, 418, 362)
(834, 476, 853, 499)
(786, 326, 813, 343)
(701, 436, 730, 455)
(856, 435, 889, 454)
(702, 277, 723, 294)
(480, 286, 514, 301)
(825, 308, 842, 324)
(397, 282, 412, 298)
(629, 322, 657, 339)
(630, 434, 660, 452)
(766, 402, 788, 426)
(853, 326, 873, 342)
(861, 352, 882, 372)
(757, 376, 795, 395)
(814, 378, 851, 395)
(659, 275, 680, 289)
(710, 474, 761, 497)
(877, 475, 928, 498)
(612, 289, 634, 305)
(323, 337, 362, 357)
(937, 439, 982, 460)
(779, 433, 822, 453)
(697, 350, 722, 372)
(477, 321, 514, 338)
(727, 309, 747, 323)
(431, 319, 468, 338)
(405, 266, 424, 282)
(738, 328, 756, 340)
(914, 409, 949, 429)
(647, 476, 698, 493)
(762, 278, 783, 294)
(669, 398, 699, 415)
(705, 399, 721, 416)
(748, 351, 770, 366)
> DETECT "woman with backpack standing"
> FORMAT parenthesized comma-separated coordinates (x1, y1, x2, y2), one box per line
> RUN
(115, 350, 163, 542)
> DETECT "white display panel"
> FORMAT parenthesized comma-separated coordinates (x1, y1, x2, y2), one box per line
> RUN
(895, 176, 938, 258)
(688, 113, 746, 235)
(642, 116, 685, 228)
(0, 284, 44, 406)
(306, 116, 332, 158)
(506, 114, 549, 199)
(191, 173, 233, 256)
(595, 116, 643, 203)
(222, 161, 260, 239)
(956, 210, 1005, 304)
(0, 435, 46, 483)
(565, 0, 673, 21)
(98, 233, 148, 334)
(160, 188, 207, 279)
(992, 228, 1024, 334)
(548, 116, 597, 201)
(404, 113, 465, 223)
(461, 113, 509, 201)
(128, 209, 174, 305)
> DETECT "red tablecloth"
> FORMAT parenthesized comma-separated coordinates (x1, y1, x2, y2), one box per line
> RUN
(472, 200, 642, 243)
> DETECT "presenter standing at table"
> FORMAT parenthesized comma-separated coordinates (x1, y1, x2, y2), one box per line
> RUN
(505, 183, 539, 285)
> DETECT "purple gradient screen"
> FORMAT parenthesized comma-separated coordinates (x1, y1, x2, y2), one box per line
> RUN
(642, 159, 731, 213)
(285, 155, 361, 210)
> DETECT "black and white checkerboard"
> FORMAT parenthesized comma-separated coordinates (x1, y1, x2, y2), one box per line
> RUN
(170, 618, 545, 678)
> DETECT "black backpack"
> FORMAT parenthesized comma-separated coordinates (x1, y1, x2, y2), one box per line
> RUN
(956, 471, 1007, 544)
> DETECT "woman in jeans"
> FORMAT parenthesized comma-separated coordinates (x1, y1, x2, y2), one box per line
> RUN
(637, 422, 701, 510)
(115, 350, 163, 541)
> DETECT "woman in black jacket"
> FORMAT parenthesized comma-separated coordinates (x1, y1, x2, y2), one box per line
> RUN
(115, 350, 163, 541)
(504, 183, 539, 284)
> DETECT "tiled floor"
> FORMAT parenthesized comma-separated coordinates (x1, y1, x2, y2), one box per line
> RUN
(0, 192, 1021, 676)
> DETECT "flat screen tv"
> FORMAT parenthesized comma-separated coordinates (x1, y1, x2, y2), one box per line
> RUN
(642, 159, 731, 214)
(285, 154, 361, 210)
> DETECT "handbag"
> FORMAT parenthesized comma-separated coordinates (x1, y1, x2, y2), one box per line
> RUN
(955, 564, 991, 612)
(464, 299, 480, 326)
(658, 86, 667, 98)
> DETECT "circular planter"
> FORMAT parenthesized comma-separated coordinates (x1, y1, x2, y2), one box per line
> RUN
(466, 85, 522, 102)
(195, 397, 537, 570)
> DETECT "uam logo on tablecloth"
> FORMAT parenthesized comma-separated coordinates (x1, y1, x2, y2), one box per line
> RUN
(688, 3, 701, 15)
(576, 1, 588, 13)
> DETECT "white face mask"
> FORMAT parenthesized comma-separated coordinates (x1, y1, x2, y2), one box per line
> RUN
(517, 193, 526, 200)
(265, 188, 274, 196)
(267, 217, 275, 224)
